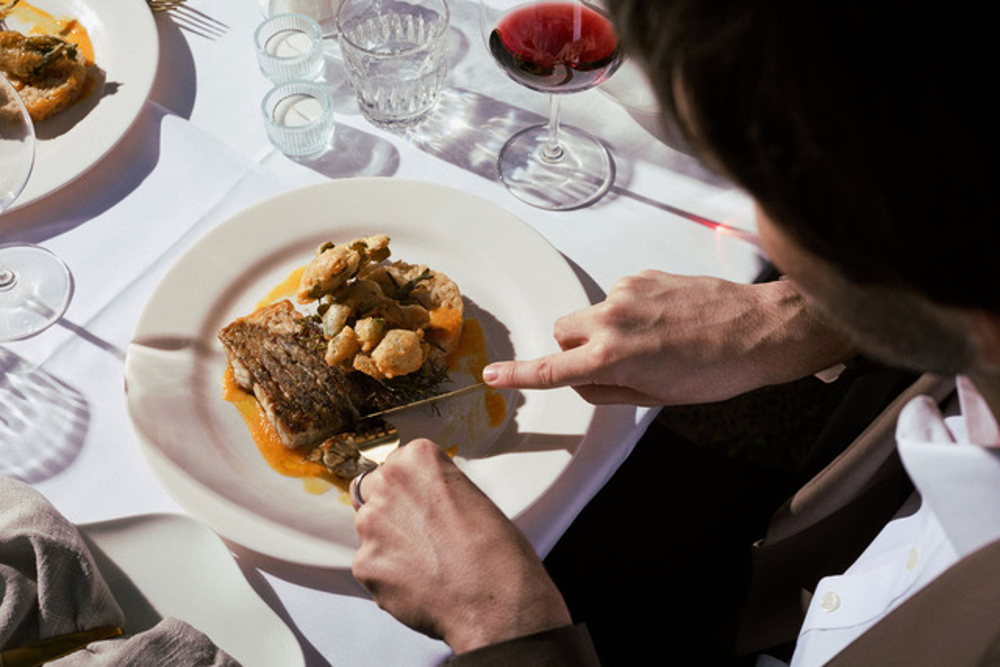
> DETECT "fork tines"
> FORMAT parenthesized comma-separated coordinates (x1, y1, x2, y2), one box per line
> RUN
(148, 0, 229, 39)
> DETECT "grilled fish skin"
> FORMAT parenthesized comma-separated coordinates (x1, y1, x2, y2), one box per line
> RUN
(218, 300, 366, 450)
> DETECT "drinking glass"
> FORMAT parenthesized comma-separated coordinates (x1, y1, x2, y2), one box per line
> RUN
(0, 74, 71, 342)
(337, 0, 450, 129)
(480, 0, 622, 210)
(261, 79, 336, 156)
(254, 12, 327, 83)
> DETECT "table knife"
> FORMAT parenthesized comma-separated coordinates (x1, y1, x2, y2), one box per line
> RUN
(358, 381, 488, 420)
(354, 382, 488, 466)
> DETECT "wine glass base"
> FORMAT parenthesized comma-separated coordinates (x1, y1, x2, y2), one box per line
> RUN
(497, 123, 615, 211)
(0, 245, 72, 343)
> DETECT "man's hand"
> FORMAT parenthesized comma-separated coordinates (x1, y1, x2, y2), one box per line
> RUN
(483, 271, 854, 405)
(351, 440, 571, 654)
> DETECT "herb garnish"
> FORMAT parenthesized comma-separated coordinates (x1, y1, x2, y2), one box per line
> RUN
(385, 268, 434, 301)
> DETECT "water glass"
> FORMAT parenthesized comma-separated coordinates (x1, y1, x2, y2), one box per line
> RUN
(336, 0, 450, 129)
(261, 80, 336, 156)
(255, 13, 326, 83)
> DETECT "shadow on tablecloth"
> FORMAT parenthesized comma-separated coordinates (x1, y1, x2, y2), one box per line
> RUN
(0, 348, 88, 483)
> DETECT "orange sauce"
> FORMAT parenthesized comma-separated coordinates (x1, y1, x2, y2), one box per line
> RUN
(449, 318, 507, 428)
(257, 266, 305, 308)
(223, 264, 508, 491)
(222, 365, 347, 492)
(7, 2, 96, 65)
(430, 305, 462, 334)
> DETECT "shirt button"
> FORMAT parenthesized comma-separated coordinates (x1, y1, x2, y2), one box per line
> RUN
(906, 548, 921, 570)
(819, 591, 841, 613)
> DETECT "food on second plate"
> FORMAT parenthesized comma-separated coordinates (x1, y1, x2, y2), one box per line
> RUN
(0, 1, 96, 122)
(219, 235, 465, 481)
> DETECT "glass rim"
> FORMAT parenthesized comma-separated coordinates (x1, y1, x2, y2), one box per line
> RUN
(335, 0, 450, 56)
(254, 12, 324, 60)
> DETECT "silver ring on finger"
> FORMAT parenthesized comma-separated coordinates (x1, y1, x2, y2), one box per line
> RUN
(351, 467, 373, 508)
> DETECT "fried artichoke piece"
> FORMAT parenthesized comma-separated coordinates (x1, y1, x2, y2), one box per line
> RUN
(307, 421, 396, 478)
(325, 325, 361, 366)
(370, 329, 428, 379)
(297, 235, 390, 304)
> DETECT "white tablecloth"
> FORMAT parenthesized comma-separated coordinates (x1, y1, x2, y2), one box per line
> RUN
(1, 1, 764, 664)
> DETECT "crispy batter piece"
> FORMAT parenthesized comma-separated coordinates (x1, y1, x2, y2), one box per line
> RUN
(297, 235, 391, 304)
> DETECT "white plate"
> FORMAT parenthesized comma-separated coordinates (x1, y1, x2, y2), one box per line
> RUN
(79, 513, 305, 667)
(4, 0, 159, 209)
(125, 178, 595, 567)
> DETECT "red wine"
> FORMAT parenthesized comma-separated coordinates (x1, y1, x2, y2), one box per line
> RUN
(489, 2, 622, 93)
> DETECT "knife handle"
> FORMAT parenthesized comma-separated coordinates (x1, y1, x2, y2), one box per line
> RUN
(0, 625, 123, 667)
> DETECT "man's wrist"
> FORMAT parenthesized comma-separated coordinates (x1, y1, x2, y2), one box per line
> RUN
(445, 624, 600, 666)
(446, 587, 572, 655)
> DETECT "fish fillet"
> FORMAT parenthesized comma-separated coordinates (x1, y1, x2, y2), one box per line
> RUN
(218, 300, 366, 450)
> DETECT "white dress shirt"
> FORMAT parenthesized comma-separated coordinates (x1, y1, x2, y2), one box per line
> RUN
(760, 376, 1000, 666)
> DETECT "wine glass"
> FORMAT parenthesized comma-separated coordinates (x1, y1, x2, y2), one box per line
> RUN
(480, 0, 622, 210)
(0, 73, 71, 342)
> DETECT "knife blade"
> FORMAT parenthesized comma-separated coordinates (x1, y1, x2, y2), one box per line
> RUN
(358, 381, 488, 421)
(352, 382, 490, 467)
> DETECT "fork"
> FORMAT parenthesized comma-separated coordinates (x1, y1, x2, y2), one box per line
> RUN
(309, 421, 401, 474)
(308, 382, 489, 476)
(356, 422, 403, 466)
(146, 0, 229, 38)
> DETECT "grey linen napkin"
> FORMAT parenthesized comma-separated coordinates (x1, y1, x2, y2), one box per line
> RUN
(1, 478, 240, 666)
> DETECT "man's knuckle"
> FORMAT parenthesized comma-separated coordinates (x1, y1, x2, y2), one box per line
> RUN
(534, 357, 559, 387)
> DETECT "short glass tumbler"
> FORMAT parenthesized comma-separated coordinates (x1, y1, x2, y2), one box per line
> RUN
(255, 13, 326, 83)
(337, 0, 450, 129)
(262, 80, 336, 156)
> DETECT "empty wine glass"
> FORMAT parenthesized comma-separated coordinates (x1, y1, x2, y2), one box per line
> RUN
(0, 73, 71, 342)
(480, 0, 622, 210)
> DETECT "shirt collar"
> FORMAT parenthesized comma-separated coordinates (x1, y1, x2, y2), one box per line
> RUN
(896, 375, 1000, 558)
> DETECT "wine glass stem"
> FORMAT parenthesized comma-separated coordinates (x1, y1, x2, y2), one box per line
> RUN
(540, 95, 565, 164)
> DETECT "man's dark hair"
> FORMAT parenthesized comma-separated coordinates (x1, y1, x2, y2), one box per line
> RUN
(607, 1, 994, 312)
